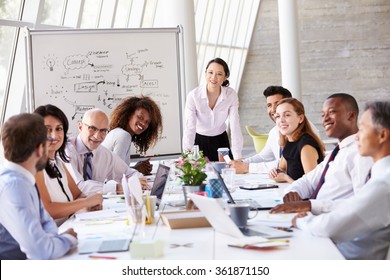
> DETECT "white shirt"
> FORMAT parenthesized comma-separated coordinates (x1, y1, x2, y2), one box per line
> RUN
(43, 159, 74, 226)
(284, 134, 373, 214)
(296, 155, 390, 260)
(44, 159, 74, 203)
(243, 125, 280, 173)
(64, 136, 140, 196)
(243, 122, 320, 173)
(102, 127, 132, 166)
(183, 85, 243, 159)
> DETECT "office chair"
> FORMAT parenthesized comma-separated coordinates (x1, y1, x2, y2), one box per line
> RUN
(245, 125, 268, 153)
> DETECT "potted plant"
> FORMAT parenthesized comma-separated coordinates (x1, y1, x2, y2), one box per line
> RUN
(175, 148, 208, 205)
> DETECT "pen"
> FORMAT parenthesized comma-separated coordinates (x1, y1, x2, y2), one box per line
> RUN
(272, 226, 293, 232)
(89, 255, 117, 260)
(267, 239, 290, 243)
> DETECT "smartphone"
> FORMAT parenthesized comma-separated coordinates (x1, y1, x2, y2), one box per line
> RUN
(239, 184, 278, 190)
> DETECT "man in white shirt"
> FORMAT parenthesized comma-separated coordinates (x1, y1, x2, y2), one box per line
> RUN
(292, 101, 390, 259)
(270, 93, 373, 215)
(231, 86, 320, 174)
(64, 108, 143, 196)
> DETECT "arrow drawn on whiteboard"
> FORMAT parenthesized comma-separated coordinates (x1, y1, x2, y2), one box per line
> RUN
(64, 97, 76, 106)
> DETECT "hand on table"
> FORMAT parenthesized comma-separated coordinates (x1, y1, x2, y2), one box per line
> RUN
(269, 201, 311, 214)
(86, 193, 103, 211)
(292, 212, 308, 228)
(140, 177, 151, 191)
(133, 158, 153, 175)
(283, 191, 303, 203)
(64, 228, 78, 239)
(230, 160, 249, 174)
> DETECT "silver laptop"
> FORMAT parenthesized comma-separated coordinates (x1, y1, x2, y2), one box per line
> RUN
(213, 167, 279, 211)
(150, 164, 170, 207)
(189, 194, 292, 239)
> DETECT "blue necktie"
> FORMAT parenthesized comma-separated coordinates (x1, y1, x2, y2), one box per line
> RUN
(83, 152, 93, 180)
(311, 144, 340, 199)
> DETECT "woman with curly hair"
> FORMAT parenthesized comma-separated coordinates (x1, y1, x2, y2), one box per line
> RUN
(102, 95, 162, 175)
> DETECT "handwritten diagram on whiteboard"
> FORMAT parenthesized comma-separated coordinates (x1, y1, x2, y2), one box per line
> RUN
(26, 28, 184, 157)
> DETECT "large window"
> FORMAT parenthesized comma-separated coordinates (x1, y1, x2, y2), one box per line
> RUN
(0, 0, 259, 125)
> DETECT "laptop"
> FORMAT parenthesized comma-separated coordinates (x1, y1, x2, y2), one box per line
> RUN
(213, 167, 278, 211)
(189, 194, 292, 239)
(150, 164, 170, 206)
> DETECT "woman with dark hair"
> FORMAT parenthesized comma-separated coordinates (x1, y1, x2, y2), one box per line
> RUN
(102, 95, 163, 175)
(182, 57, 243, 161)
(34, 104, 103, 225)
(269, 98, 325, 183)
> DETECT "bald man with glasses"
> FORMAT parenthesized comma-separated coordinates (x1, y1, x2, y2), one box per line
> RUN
(64, 108, 144, 196)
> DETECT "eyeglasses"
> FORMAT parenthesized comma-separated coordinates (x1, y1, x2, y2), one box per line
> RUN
(82, 123, 109, 135)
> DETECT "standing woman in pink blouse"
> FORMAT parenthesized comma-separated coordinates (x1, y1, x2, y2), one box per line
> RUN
(183, 57, 243, 161)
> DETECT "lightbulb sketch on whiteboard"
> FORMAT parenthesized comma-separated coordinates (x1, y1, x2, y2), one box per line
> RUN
(43, 55, 58, 71)
(46, 58, 55, 71)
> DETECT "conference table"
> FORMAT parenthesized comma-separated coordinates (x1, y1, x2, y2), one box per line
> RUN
(58, 169, 344, 260)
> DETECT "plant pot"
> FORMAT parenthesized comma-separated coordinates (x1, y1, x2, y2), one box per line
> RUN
(182, 185, 206, 207)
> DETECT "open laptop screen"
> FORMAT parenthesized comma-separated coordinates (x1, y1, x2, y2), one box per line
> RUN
(151, 164, 170, 201)
(212, 167, 277, 211)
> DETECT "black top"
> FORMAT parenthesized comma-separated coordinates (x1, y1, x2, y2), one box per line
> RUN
(283, 133, 324, 180)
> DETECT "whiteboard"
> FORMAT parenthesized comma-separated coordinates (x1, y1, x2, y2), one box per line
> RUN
(25, 27, 184, 157)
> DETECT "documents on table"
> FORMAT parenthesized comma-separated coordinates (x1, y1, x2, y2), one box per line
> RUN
(228, 236, 289, 250)
(74, 209, 125, 222)
(253, 212, 296, 227)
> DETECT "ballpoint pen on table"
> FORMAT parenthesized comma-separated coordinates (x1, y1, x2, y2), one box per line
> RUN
(89, 255, 117, 260)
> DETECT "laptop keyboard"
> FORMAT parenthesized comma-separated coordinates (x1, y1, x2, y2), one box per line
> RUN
(239, 227, 268, 237)
(237, 199, 262, 210)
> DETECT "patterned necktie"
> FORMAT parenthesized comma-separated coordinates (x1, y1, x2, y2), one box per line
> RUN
(83, 152, 93, 180)
(310, 144, 340, 199)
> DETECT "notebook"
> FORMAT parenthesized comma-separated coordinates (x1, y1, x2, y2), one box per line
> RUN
(78, 238, 131, 254)
(189, 194, 292, 239)
(213, 167, 279, 211)
(150, 164, 170, 206)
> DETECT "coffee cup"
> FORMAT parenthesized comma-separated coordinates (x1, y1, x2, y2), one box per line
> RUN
(228, 203, 258, 228)
(209, 178, 223, 198)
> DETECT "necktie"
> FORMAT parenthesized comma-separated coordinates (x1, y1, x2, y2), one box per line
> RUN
(365, 169, 372, 183)
(310, 144, 340, 199)
(83, 152, 93, 180)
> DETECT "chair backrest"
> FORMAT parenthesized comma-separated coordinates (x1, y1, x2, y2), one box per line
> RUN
(245, 126, 268, 153)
